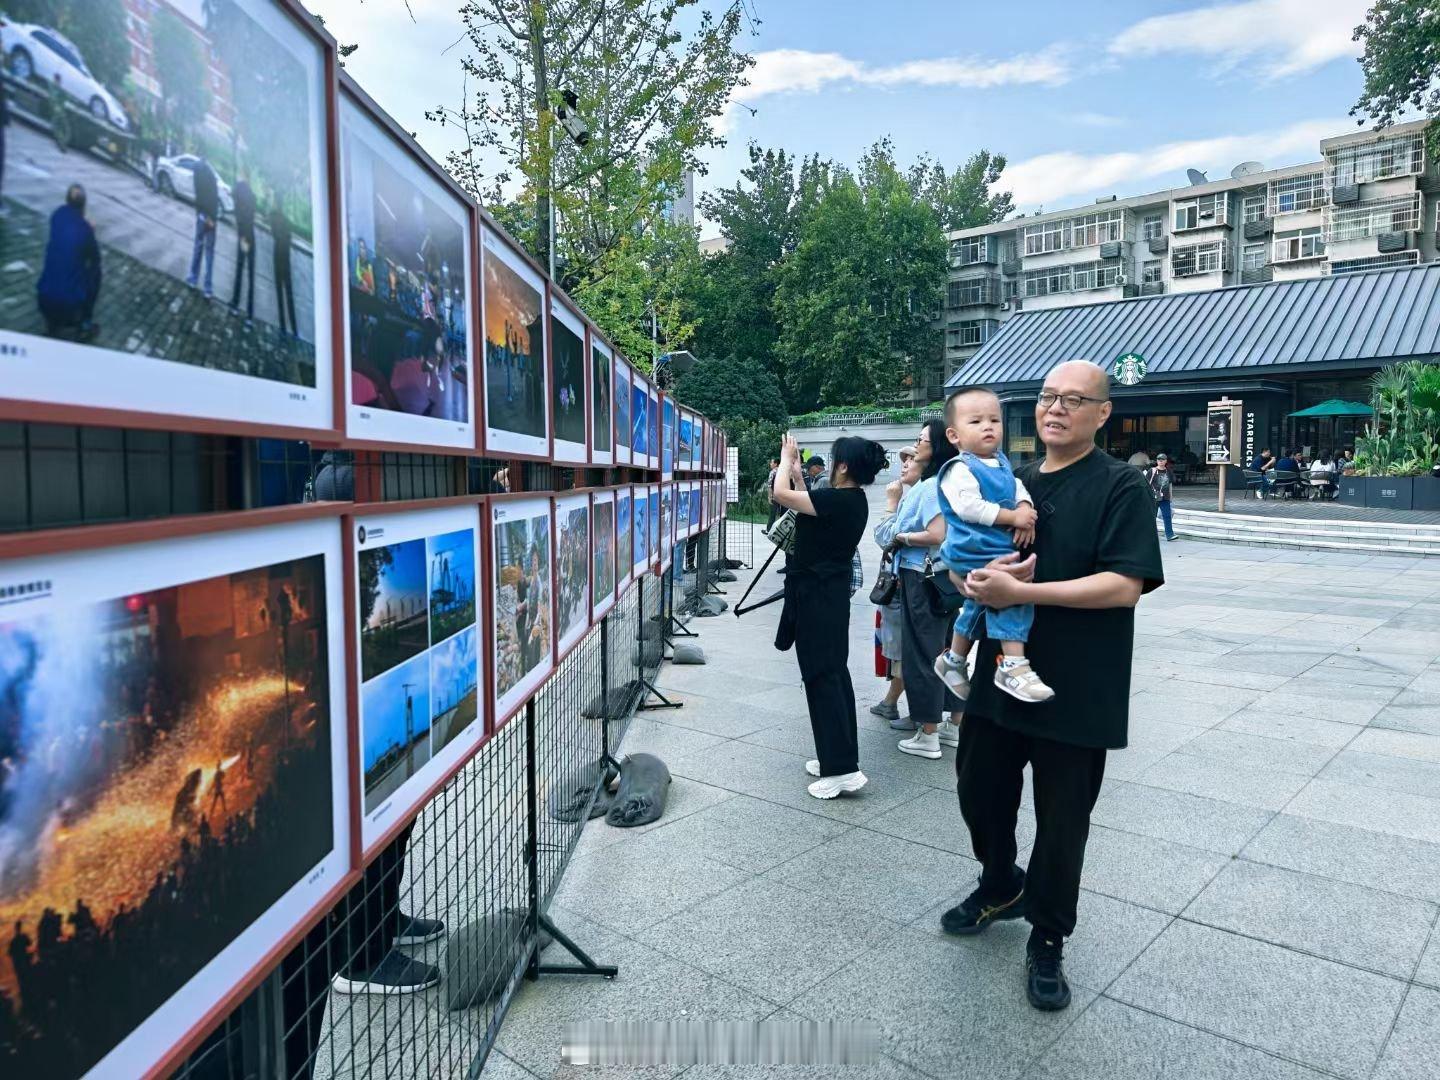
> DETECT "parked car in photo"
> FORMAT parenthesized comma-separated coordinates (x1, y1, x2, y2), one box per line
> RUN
(153, 154, 236, 220)
(1, 18, 129, 130)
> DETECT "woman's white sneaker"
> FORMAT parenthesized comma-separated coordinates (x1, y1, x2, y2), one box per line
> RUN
(937, 719, 961, 747)
(897, 730, 942, 759)
(805, 759, 821, 777)
(994, 662, 1056, 703)
(807, 771, 867, 799)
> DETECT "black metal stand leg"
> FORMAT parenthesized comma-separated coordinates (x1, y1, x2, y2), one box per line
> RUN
(638, 675, 683, 711)
(533, 915, 618, 979)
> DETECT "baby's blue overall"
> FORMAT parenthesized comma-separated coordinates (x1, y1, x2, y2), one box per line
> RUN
(936, 451, 1034, 645)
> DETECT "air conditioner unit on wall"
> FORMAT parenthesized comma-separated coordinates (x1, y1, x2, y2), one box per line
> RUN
(1115, 274, 1127, 286)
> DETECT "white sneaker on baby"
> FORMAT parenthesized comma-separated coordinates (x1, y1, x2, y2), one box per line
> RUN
(994, 661, 1055, 703)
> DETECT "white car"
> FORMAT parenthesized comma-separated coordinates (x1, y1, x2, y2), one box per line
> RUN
(1, 19, 129, 131)
(154, 154, 236, 220)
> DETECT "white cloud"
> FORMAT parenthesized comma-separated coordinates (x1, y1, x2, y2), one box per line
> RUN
(1067, 111, 1126, 128)
(1109, 0, 1368, 78)
(998, 117, 1342, 208)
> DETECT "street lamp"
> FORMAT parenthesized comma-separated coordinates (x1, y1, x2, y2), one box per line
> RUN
(652, 350, 697, 391)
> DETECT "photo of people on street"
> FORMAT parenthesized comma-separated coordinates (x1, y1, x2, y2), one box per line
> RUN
(358, 536, 428, 683)
(0, 549, 335, 1078)
(341, 96, 471, 446)
(482, 231, 547, 456)
(591, 337, 612, 461)
(551, 300, 586, 460)
(427, 624, 476, 758)
(0, 0, 330, 427)
(491, 500, 552, 718)
(361, 650, 430, 814)
(554, 495, 589, 654)
(591, 493, 615, 617)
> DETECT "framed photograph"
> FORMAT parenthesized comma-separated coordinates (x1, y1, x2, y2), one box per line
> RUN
(481, 229, 549, 459)
(0, 514, 349, 1080)
(630, 372, 649, 466)
(0, 0, 336, 440)
(660, 395, 676, 480)
(339, 84, 474, 450)
(688, 479, 702, 537)
(677, 411, 694, 472)
(590, 489, 617, 620)
(647, 386, 661, 472)
(590, 334, 614, 467)
(552, 492, 590, 660)
(488, 497, 553, 726)
(631, 482, 649, 578)
(352, 503, 484, 855)
(659, 483, 674, 573)
(695, 417, 706, 471)
(616, 486, 634, 594)
(614, 355, 632, 467)
(550, 296, 587, 463)
(647, 484, 660, 575)
(676, 485, 690, 541)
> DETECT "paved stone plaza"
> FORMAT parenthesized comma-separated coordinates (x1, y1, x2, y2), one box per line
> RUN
(483, 500, 1440, 1080)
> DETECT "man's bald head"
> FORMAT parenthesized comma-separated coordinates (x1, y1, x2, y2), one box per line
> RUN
(1036, 359, 1112, 458)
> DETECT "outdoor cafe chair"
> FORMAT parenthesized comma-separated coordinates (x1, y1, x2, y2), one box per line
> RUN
(1241, 469, 1266, 499)
(1271, 469, 1301, 499)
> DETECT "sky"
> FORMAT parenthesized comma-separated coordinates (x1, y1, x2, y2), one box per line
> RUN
(307, 0, 1378, 234)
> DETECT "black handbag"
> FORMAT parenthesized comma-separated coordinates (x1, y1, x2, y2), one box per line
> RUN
(922, 553, 965, 616)
(869, 544, 899, 605)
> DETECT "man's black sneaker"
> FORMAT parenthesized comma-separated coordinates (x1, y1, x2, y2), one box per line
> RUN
(940, 883, 1026, 936)
(394, 914, 446, 946)
(331, 951, 441, 995)
(1025, 936, 1071, 1011)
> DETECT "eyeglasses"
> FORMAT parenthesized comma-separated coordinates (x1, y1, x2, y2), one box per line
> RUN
(1037, 390, 1109, 411)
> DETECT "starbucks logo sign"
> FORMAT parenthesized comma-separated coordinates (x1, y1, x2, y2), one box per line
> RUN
(1112, 353, 1147, 386)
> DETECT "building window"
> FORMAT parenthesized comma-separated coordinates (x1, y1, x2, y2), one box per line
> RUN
(1142, 259, 1163, 283)
(1023, 220, 1066, 255)
(946, 321, 989, 349)
(1242, 243, 1267, 271)
(1325, 193, 1422, 243)
(1273, 227, 1325, 262)
(1241, 194, 1267, 223)
(1070, 210, 1125, 248)
(1071, 261, 1122, 291)
(1142, 214, 1163, 241)
(1173, 193, 1228, 231)
(1325, 132, 1426, 187)
(1268, 173, 1325, 215)
(948, 277, 996, 306)
(1323, 251, 1421, 276)
(1022, 266, 1071, 296)
(1172, 240, 1229, 276)
(951, 236, 990, 265)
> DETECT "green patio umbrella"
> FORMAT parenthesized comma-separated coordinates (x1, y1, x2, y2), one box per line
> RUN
(1288, 399, 1374, 418)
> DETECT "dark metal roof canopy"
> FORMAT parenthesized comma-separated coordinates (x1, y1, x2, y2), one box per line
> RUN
(946, 264, 1440, 390)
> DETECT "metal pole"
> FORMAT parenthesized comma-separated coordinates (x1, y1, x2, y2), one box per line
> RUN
(1218, 463, 1228, 514)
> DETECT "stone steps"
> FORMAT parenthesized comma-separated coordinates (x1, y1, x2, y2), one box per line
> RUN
(1164, 508, 1440, 557)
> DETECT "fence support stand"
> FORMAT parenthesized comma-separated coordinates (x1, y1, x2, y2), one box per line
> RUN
(523, 699, 617, 983)
(636, 577, 683, 712)
(665, 568, 697, 644)
(597, 616, 624, 774)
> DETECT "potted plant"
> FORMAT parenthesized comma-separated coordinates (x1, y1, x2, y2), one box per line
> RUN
(1352, 362, 1440, 509)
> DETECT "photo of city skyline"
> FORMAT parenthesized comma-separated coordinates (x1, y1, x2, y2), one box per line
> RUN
(361, 651, 431, 813)
(428, 625, 478, 757)
(358, 537, 428, 682)
(427, 528, 476, 646)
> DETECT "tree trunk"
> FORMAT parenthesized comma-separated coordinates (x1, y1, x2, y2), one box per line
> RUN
(529, 5, 551, 273)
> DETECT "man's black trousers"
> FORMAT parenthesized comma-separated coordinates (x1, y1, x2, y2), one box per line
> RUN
(955, 715, 1106, 939)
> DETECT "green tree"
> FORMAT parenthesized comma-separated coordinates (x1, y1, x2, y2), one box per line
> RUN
(151, 8, 211, 144)
(671, 352, 787, 426)
(909, 149, 1013, 231)
(357, 546, 395, 626)
(1351, 1, 1440, 158)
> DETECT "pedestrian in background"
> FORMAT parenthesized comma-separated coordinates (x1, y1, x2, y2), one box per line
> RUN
(1144, 453, 1177, 541)
(185, 156, 220, 298)
(270, 200, 298, 337)
(229, 169, 257, 319)
(37, 184, 101, 340)
(764, 458, 781, 527)
(870, 444, 918, 729)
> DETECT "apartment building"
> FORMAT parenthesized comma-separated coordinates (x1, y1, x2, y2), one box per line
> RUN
(938, 119, 1439, 383)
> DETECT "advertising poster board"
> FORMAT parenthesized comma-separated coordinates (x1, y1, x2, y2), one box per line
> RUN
(0, 0, 336, 440)
(339, 87, 475, 451)
(552, 492, 590, 660)
(661, 396, 676, 480)
(616, 486, 634, 594)
(630, 373, 649, 466)
(614, 356, 632, 467)
(481, 229, 549, 459)
(0, 515, 349, 1080)
(1206, 399, 1243, 464)
(549, 297, 587, 463)
(488, 497, 553, 726)
(590, 335, 614, 467)
(590, 490, 617, 620)
(352, 503, 484, 855)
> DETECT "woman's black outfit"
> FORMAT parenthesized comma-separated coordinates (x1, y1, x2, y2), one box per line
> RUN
(774, 487, 868, 776)
(898, 568, 965, 726)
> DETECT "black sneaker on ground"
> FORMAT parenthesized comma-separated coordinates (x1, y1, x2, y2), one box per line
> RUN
(331, 951, 441, 996)
(940, 880, 1026, 936)
(1025, 935, 1071, 1011)
(394, 914, 446, 946)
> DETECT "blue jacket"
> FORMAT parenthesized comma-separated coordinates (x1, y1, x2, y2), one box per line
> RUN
(936, 451, 1020, 572)
(37, 204, 101, 308)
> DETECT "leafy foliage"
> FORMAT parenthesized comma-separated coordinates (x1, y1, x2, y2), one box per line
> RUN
(152, 7, 211, 139)
(1353, 361, 1440, 476)
(1351, 1, 1440, 158)
(670, 353, 787, 426)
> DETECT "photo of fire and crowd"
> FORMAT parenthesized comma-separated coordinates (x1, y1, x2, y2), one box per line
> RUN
(0, 555, 334, 1077)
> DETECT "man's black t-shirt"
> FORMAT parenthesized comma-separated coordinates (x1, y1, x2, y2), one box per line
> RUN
(792, 487, 867, 579)
(965, 449, 1164, 749)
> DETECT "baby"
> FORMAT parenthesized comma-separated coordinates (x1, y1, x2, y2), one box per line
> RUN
(932, 387, 1055, 704)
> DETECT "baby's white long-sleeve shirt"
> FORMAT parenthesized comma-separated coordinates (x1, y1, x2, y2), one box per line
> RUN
(939, 457, 1033, 526)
